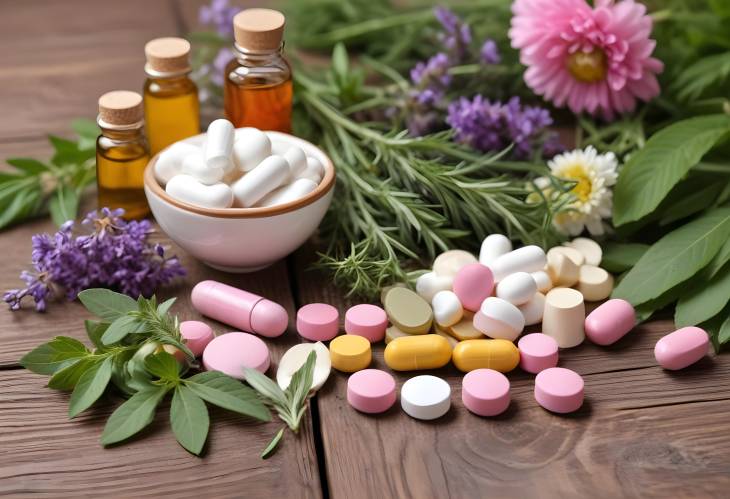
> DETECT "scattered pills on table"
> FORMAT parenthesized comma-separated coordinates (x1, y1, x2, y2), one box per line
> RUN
(542, 288, 585, 348)
(344, 304, 388, 342)
(432, 290, 464, 327)
(496, 271, 537, 306)
(452, 339, 520, 373)
(473, 297, 525, 341)
(415, 271, 453, 303)
(452, 263, 494, 312)
(258, 178, 318, 207)
(565, 237, 602, 266)
(584, 298, 636, 346)
(534, 367, 584, 413)
(479, 234, 512, 267)
(401, 375, 451, 420)
(276, 342, 331, 391)
(347, 369, 397, 414)
(381, 282, 408, 304)
(444, 311, 484, 341)
(385, 324, 410, 344)
(654, 327, 709, 370)
(518, 292, 545, 326)
(182, 150, 225, 185)
(154, 142, 199, 184)
(329, 334, 372, 373)
(531, 270, 553, 294)
(384, 334, 452, 371)
(165, 174, 234, 208)
(546, 251, 579, 287)
(296, 303, 339, 341)
(433, 250, 478, 277)
(518, 333, 559, 373)
(233, 127, 271, 172)
(461, 369, 510, 416)
(490, 245, 547, 282)
(231, 155, 290, 207)
(547, 246, 585, 267)
(575, 265, 614, 302)
(205, 119, 235, 171)
(384, 287, 433, 334)
(202, 332, 270, 378)
(180, 320, 215, 357)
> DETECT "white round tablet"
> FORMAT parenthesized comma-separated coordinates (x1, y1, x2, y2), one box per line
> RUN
(400, 375, 451, 420)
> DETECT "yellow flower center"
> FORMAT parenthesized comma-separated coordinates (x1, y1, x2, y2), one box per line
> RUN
(562, 164, 593, 203)
(567, 49, 607, 83)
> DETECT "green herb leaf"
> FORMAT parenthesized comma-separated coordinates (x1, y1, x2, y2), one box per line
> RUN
(706, 238, 730, 279)
(719, 314, 730, 346)
(613, 115, 730, 226)
(659, 181, 723, 226)
(170, 385, 209, 455)
(156, 297, 176, 316)
(102, 315, 142, 345)
(261, 427, 285, 459)
(48, 357, 98, 391)
(100, 384, 169, 446)
(68, 356, 113, 418)
(144, 351, 181, 382)
(20, 336, 89, 375)
(185, 371, 271, 422)
(243, 367, 288, 406)
(675, 263, 730, 327)
(600, 243, 650, 273)
(48, 183, 79, 226)
(78, 288, 137, 321)
(84, 320, 109, 351)
(71, 118, 100, 139)
(612, 207, 730, 305)
(6, 158, 49, 175)
(286, 351, 316, 410)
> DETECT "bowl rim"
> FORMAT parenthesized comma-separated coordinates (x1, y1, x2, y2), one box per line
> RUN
(144, 130, 335, 218)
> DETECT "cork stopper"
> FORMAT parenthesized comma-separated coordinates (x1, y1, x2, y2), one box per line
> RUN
(98, 91, 144, 126)
(145, 37, 192, 75)
(233, 8, 285, 52)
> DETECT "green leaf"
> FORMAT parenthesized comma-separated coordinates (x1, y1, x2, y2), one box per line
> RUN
(48, 135, 94, 166)
(78, 288, 137, 321)
(675, 263, 730, 327)
(332, 43, 349, 82)
(243, 367, 288, 406)
(20, 336, 90, 375)
(68, 356, 113, 418)
(600, 243, 650, 273)
(6, 158, 49, 175)
(673, 51, 730, 101)
(286, 351, 316, 409)
(706, 238, 730, 279)
(156, 297, 176, 316)
(185, 371, 271, 422)
(613, 115, 730, 226)
(612, 207, 730, 305)
(84, 320, 109, 351)
(71, 118, 100, 139)
(144, 351, 181, 381)
(48, 183, 79, 226)
(659, 182, 723, 226)
(48, 357, 98, 390)
(171, 385, 209, 455)
(100, 385, 169, 446)
(261, 427, 285, 459)
(101, 315, 141, 345)
(719, 314, 730, 345)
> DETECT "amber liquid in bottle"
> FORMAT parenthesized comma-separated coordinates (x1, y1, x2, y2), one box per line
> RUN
(144, 75, 200, 156)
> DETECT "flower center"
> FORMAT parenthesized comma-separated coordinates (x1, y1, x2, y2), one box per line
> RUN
(567, 49, 607, 83)
(562, 164, 593, 202)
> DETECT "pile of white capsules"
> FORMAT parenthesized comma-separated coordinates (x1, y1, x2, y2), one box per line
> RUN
(154, 119, 325, 209)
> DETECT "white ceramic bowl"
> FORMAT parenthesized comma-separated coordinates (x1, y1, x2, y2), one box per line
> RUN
(144, 131, 335, 272)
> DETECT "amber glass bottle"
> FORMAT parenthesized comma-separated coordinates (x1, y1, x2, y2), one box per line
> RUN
(224, 8, 292, 132)
(96, 91, 150, 220)
(143, 37, 200, 156)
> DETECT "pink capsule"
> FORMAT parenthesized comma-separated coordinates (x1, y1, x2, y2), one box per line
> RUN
(654, 327, 709, 370)
(584, 299, 636, 346)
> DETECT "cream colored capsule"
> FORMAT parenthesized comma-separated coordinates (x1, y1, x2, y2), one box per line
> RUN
(546, 251, 579, 287)
(566, 237, 602, 266)
(531, 270, 553, 293)
(452, 339, 520, 373)
(547, 246, 585, 266)
(432, 290, 463, 327)
(433, 250, 477, 277)
(543, 288, 585, 348)
(576, 265, 614, 301)
(384, 334, 452, 371)
(519, 292, 545, 326)
(415, 271, 453, 303)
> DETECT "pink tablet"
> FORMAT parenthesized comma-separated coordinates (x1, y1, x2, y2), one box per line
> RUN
(347, 369, 397, 414)
(534, 367, 584, 414)
(345, 304, 388, 342)
(453, 263, 494, 312)
(297, 303, 339, 341)
(202, 332, 270, 378)
(654, 326, 709, 370)
(461, 368, 510, 416)
(180, 320, 215, 357)
(518, 333, 559, 373)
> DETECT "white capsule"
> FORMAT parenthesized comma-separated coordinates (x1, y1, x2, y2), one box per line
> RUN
(531, 270, 553, 294)
(231, 155, 290, 208)
(257, 178, 318, 207)
(490, 245, 547, 282)
(232, 128, 271, 172)
(181, 150, 224, 185)
(154, 142, 200, 185)
(165, 174, 233, 209)
(205, 119, 235, 171)
(432, 290, 463, 328)
(479, 234, 512, 266)
(282, 147, 307, 177)
(518, 292, 545, 326)
(415, 271, 453, 302)
(298, 157, 324, 184)
(473, 297, 524, 341)
(565, 237, 602, 266)
(496, 272, 537, 306)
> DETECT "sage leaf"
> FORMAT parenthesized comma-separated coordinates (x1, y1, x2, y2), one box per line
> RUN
(659, 182, 723, 226)
(102, 315, 141, 345)
(156, 297, 176, 316)
(675, 264, 730, 327)
(719, 314, 730, 345)
(20, 336, 89, 375)
(68, 356, 113, 418)
(78, 288, 137, 321)
(706, 238, 730, 279)
(261, 427, 285, 459)
(286, 351, 316, 411)
(144, 351, 181, 381)
(171, 385, 209, 455)
(613, 207, 730, 305)
(243, 368, 288, 406)
(613, 115, 730, 226)
(100, 384, 169, 446)
(601, 243, 650, 273)
(48, 183, 79, 226)
(185, 371, 271, 422)
(6, 158, 49, 175)
(48, 357, 98, 391)
(84, 320, 109, 351)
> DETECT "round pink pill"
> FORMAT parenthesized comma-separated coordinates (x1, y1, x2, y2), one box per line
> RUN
(518, 333, 559, 374)
(453, 263, 494, 312)
(534, 367, 584, 414)
(202, 332, 270, 378)
(347, 369, 397, 414)
(585, 298, 636, 346)
(180, 320, 215, 357)
(345, 304, 388, 342)
(461, 369, 510, 416)
(297, 303, 339, 341)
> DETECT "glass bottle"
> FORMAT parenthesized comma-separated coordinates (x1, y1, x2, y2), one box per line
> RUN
(143, 37, 200, 156)
(96, 91, 150, 220)
(224, 8, 292, 132)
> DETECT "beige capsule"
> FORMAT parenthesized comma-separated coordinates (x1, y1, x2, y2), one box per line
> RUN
(576, 265, 614, 301)
(546, 251, 579, 287)
(543, 287, 585, 348)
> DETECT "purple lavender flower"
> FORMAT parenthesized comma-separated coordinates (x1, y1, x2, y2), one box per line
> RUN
(199, 0, 240, 36)
(409, 53, 452, 105)
(480, 39, 501, 64)
(211, 48, 233, 86)
(434, 7, 472, 63)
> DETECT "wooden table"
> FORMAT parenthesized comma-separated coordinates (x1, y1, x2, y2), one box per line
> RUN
(1, 1, 729, 497)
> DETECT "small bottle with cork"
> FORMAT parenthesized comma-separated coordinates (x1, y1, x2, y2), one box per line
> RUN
(143, 37, 200, 156)
(96, 90, 150, 220)
(224, 8, 292, 133)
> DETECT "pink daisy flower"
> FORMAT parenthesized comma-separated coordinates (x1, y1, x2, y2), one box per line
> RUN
(509, 0, 664, 119)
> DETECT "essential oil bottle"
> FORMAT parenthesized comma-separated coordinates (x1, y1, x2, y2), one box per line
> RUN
(96, 91, 150, 220)
(224, 8, 292, 132)
(143, 37, 200, 156)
